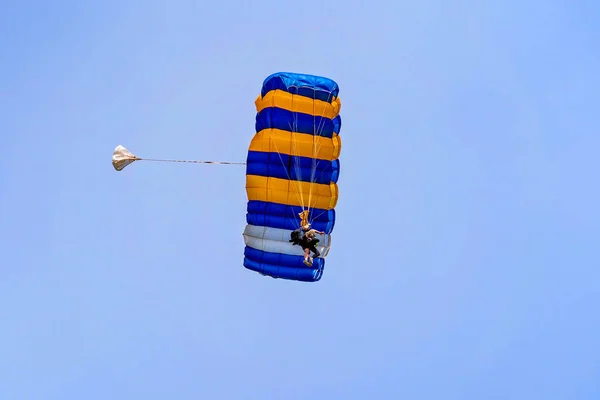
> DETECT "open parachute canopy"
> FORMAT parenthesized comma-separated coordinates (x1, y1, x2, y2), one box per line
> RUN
(242, 72, 342, 282)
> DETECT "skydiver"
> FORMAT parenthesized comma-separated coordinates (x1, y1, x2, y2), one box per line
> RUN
(299, 224, 324, 266)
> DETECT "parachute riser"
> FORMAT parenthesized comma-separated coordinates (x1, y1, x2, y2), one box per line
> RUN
(299, 210, 309, 227)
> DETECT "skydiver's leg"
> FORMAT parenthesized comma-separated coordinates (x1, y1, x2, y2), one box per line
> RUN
(302, 247, 312, 266)
(306, 239, 320, 258)
(311, 244, 320, 258)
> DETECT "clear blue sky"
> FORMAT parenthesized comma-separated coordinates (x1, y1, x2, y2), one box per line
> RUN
(1, 0, 599, 398)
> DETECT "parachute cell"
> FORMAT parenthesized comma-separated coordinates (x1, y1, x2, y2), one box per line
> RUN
(242, 72, 342, 282)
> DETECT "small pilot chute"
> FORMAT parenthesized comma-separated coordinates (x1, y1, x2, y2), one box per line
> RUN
(112, 145, 140, 171)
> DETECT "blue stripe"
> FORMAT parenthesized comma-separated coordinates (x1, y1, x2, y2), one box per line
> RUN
(261, 72, 339, 102)
(246, 151, 340, 185)
(333, 115, 341, 135)
(246, 200, 335, 233)
(243, 246, 324, 282)
(256, 108, 336, 138)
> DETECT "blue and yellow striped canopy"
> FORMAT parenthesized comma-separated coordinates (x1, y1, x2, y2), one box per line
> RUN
(242, 72, 342, 282)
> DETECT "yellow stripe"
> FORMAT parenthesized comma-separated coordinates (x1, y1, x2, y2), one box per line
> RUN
(245, 175, 338, 210)
(255, 90, 341, 118)
(248, 129, 341, 161)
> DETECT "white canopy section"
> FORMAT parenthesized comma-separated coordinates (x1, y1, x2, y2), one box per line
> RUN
(243, 225, 332, 257)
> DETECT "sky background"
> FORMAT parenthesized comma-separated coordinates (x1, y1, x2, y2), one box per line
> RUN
(1, 0, 599, 399)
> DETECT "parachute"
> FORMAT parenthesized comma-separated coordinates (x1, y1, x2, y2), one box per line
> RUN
(242, 72, 342, 282)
